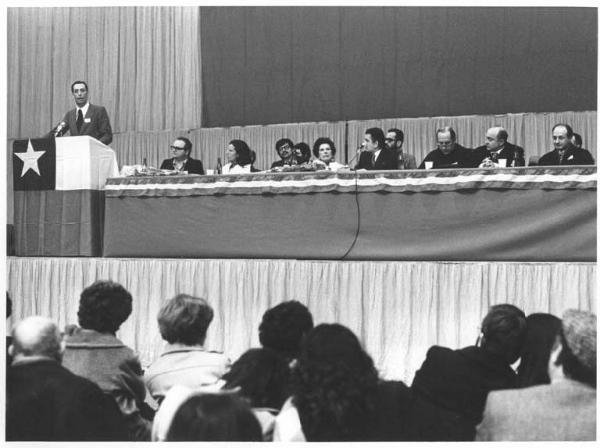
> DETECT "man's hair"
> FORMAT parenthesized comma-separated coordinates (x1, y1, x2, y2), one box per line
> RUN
(312, 137, 337, 158)
(275, 138, 294, 152)
(555, 329, 596, 388)
(175, 137, 193, 156)
(78, 280, 133, 334)
(496, 128, 508, 143)
(258, 301, 314, 359)
(158, 294, 214, 345)
(436, 126, 456, 141)
(480, 304, 527, 364)
(365, 127, 385, 149)
(572, 132, 583, 147)
(12, 316, 62, 361)
(71, 80, 89, 92)
(552, 123, 574, 139)
(387, 128, 404, 143)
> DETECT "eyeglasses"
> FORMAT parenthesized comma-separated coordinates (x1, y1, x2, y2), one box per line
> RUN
(437, 141, 453, 146)
(278, 144, 291, 150)
(385, 138, 395, 142)
(170, 146, 185, 151)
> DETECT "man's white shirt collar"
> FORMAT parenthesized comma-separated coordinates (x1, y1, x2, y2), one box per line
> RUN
(77, 102, 90, 117)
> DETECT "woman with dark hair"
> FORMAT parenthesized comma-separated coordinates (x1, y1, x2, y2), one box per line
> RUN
(222, 348, 291, 440)
(312, 137, 346, 171)
(517, 313, 562, 388)
(222, 139, 252, 174)
(153, 386, 262, 441)
(145, 294, 230, 403)
(293, 142, 312, 166)
(62, 280, 151, 441)
(274, 323, 413, 441)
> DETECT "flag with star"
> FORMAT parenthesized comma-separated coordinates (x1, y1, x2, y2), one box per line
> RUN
(13, 138, 56, 190)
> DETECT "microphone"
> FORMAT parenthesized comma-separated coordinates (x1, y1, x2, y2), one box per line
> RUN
(347, 144, 365, 166)
(52, 121, 69, 137)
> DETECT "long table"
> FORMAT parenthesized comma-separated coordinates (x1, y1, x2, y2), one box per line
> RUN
(103, 167, 596, 261)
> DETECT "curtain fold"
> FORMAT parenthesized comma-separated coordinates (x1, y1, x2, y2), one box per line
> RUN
(7, 257, 596, 382)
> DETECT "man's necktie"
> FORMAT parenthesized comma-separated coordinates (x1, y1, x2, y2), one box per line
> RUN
(371, 152, 377, 167)
(76, 109, 84, 133)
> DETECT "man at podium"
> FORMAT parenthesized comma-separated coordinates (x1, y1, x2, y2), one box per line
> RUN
(53, 81, 113, 145)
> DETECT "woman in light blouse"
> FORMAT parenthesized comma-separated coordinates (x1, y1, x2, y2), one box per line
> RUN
(222, 139, 252, 174)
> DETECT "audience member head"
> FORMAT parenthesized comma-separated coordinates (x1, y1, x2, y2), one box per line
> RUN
(516, 313, 562, 387)
(158, 294, 214, 346)
(550, 309, 596, 388)
(10, 316, 63, 363)
(363, 127, 385, 151)
(478, 304, 527, 364)
(485, 126, 508, 151)
(77, 280, 132, 334)
(71, 80, 89, 107)
(436, 126, 457, 155)
(291, 323, 379, 441)
(222, 347, 291, 409)
(167, 393, 262, 441)
(571, 132, 583, 148)
(293, 142, 311, 164)
(170, 137, 193, 161)
(552, 123, 574, 151)
(386, 128, 404, 150)
(312, 137, 337, 162)
(227, 139, 252, 166)
(259, 301, 313, 360)
(275, 138, 294, 161)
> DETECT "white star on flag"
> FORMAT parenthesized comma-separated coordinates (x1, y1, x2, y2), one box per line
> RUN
(15, 140, 46, 177)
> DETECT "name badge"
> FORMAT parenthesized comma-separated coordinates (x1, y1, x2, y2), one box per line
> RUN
(84, 118, 91, 123)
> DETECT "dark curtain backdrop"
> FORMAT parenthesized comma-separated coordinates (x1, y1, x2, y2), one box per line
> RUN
(201, 7, 597, 127)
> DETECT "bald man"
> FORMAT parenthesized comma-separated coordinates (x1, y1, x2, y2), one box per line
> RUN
(538, 124, 595, 166)
(471, 127, 525, 168)
(7, 316, 124, 441)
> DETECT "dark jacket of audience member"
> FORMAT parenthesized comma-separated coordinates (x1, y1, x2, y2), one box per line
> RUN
(411, 304, 527, 440)
(6, 316, 126, 441)
(538, 146, 595, 166)
(471, 142, 525, 167)
(517, 313, 562, 388)
(259, 300, 314, 361)
(419, 143, 473, 169)
(61, 280, 152, 441)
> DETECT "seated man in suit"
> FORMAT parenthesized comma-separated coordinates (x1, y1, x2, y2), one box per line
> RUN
(411, 304, 527, 440)
(477, 309, 596, 441)
(54, 81, 113, 145)
(160, 137, 205, 174)
(7, 316, 125, 441)
(418, 126, 472, 169)
(471, 127, 525, 168)
(386, 128, 417, 170)
(538, 123, 595, 166)
(355, 127, 397, 170)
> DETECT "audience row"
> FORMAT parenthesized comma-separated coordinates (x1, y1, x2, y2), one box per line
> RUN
(5, 282, 596, 441)
(153, 123, 594, 175)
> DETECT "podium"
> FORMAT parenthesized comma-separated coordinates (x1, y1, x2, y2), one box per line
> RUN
(13, 136, 119, 256)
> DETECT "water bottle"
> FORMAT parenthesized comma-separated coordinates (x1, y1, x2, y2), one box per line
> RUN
(216, 157, 222, 174)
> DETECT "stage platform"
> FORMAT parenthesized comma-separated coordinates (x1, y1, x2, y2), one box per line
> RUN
(7, 256, 595, 382)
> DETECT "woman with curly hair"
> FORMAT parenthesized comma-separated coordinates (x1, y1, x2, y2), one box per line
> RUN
(274, 323, 414, 441)
(312, 137, 347, 172)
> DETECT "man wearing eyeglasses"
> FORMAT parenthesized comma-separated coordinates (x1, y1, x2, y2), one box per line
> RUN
(386, 128, 417, 170)
(159, 137, 205, 174)
(418, 126, 472, 169)
(271, 138, 296, 169)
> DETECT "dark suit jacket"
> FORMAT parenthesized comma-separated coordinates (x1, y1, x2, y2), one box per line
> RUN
(418, 144, 473, 169)
(355, 147, 397, 170)
(160, 157, 205, 174)
(538, 146, 595, 166)
(7, 359, 126, 441)
(62, 103, 113, 145)
(471, 142, 525, 167)
(411, 345, 518, 440)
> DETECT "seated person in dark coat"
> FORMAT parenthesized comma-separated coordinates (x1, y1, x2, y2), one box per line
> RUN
(271, 138, 296, 169)
(7, 316, 125, 441)
(538, 123, 595, 166)
(355, 127, 397, 170)
(410, 304, 527, 441)
(471, 126, 525, 168)
(419, 126, 472, 169)
(160, 137, 205, 174)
